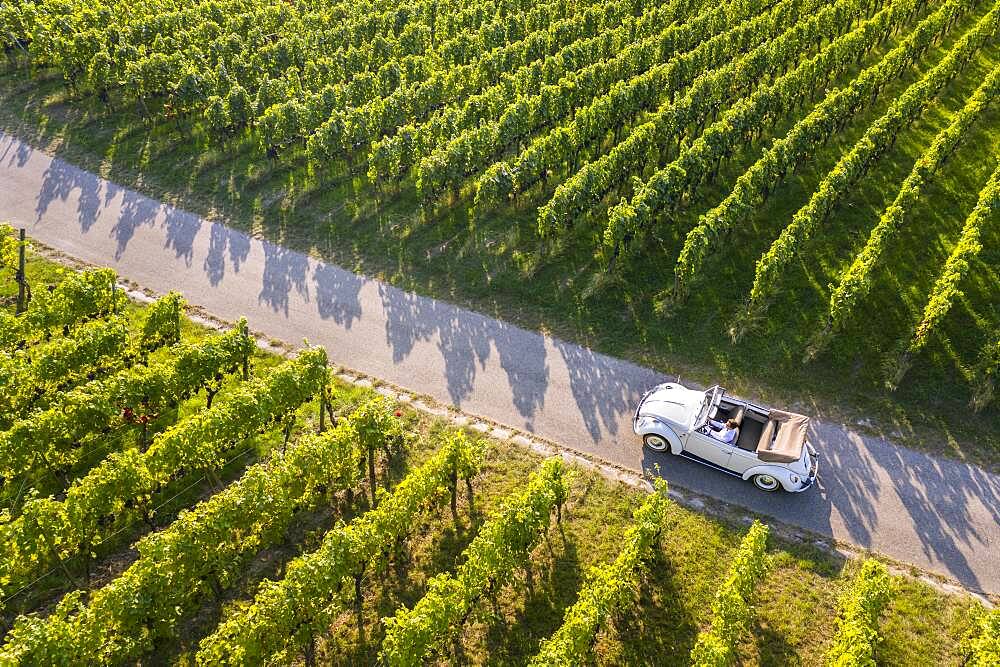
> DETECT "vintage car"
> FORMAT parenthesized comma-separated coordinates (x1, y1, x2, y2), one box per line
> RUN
(633, 383, 818, 492)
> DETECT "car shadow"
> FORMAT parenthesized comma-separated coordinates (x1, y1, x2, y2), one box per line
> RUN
(640, 420, 998, 594)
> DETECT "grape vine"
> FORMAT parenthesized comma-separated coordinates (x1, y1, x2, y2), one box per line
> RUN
(0, 319, 254, 484)
(606, 0, 961, 271)
(825, 560, 893, 666)
(671, 0, 971, 305)
(412, 0, 769, 204)
(196, 429, 484, 665)
(0, 223, 21, 272)
(307, 0, 647, 160)
(690, 520, 770, 666)
(367, 0, 709, 182)
(0, 316, 129, 422)
(0, 417, 367, 664)
(529, 479, 668, 666)
(963, 605, 1000, 666)
(524, 0, 848, 235)
(814, 64, 1000, 355)
(0, 346, 327, 604)
(380, 456, 570, 666)
(743, 4, 999, 334)
(0, 291, 184, 425)
(888, 160, 1000, 387)
(1, 268, 125, 351)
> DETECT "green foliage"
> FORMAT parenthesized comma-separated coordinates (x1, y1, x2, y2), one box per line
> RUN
(0, 319, 253, 483)
(607, 0, 945, 269)
(0, 315, 130, 423)
(690, 520, 770, 667)
(1, 267, 125, 350)
(820, 65, 1000, 348)
(0, 222, 22, 272)
(411, 0, 718, 204)
(351, 395, 411, 505)
(894, 162, 1000, 374)
(531, 0, 847, 237)
(224, 84, 252, 129)
(196, 429, 484, 665)
(0, 346, 327, 604)
(0, 417, 365, 665)
(351, 395, 409, 458)
(825, 559, 893, 666)
(971, 334, 1000, 412)
(745, 1, 998, 328)
(136, 290, 184, 352)
(203, 94, 229, 136)
(672, 0, 968, 303)
(312, 0, 643, 160)
(0, 292, 184, 430)
(380, 456, 570, 666)
(883, 155, 999, 387)
(963, 605, 1000, 666)
(529, 478, 668, 666)
(369, 0, 710, 184)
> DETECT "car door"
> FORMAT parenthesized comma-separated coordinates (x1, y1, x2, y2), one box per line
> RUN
(683, 430, 734, 468)
(727, 447, 759, 475)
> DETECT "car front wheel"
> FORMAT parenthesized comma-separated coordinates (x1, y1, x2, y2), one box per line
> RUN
(643, 433, 670, 453)
(752, 474, 781, 492)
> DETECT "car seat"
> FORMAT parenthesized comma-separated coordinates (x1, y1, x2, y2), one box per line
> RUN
(726, 406, 744, 445)
(731, 406, 745, 426)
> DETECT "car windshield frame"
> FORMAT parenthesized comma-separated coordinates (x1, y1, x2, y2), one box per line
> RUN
(693, 385, 723, 429)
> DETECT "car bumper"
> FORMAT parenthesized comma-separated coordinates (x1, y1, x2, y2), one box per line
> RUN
(632, 387, 657, 434)
(790, 477, 815, 492)
(790, 454, 819, 492)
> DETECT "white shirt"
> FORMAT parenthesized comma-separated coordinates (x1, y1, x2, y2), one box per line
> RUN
(709, 419, 737, 444)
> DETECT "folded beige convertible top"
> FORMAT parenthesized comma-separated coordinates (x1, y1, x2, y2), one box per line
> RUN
(756, 409, 809, 463)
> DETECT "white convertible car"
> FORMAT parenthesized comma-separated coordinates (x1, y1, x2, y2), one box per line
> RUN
(634, 383, 818, 492)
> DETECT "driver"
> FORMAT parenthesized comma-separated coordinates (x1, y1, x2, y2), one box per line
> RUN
(708, 418, 739, 444)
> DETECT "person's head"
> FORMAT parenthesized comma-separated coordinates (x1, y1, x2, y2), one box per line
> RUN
(726, 419, 739, 429)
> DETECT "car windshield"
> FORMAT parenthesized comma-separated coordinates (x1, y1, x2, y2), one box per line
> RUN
(694, 386, 720, 428)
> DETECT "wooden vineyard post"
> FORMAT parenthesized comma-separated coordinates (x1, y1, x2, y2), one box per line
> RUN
(282, 417, 294, 454)
(241, 321, 251, 381)
(450, 461, 458, 521)
(15, 228, 27, 314)
(172, 295, 181, 344)
(368, 442, 378, 508)
(318, 386, 326, 433)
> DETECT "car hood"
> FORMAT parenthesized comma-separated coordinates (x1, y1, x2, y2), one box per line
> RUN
(637, 383, 705, 428)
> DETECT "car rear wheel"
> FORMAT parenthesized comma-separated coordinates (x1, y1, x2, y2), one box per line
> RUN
(643, 433, 670, 453)
(752, 474, 781, 492)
